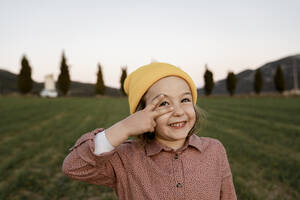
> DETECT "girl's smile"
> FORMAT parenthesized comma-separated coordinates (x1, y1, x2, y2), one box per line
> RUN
(169, 121, 186, 128)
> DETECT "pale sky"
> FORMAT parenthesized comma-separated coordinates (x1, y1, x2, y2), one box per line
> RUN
(0, 0, 299, 88)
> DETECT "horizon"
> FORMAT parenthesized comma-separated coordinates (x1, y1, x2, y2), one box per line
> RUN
(1, 53, 299, 89)
(1, 0, 299, 88)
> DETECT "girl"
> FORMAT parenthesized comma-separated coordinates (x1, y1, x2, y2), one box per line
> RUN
(62, 62, 237, 200)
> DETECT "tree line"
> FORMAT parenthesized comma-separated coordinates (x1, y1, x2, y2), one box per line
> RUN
(204, 64, 285, 96)
(17, 53, 128, 96)
(17, 53, 286, 96)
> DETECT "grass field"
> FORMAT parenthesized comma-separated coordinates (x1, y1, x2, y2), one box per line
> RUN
(0, 96, 299, 200)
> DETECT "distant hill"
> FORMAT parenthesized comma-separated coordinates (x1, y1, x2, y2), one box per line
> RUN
(0, 69, 122, 96)
(198, 54, 300, 95)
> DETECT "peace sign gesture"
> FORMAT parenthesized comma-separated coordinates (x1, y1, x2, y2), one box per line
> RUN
(104, 95, 174, 147)
(120, 95, 174, 137)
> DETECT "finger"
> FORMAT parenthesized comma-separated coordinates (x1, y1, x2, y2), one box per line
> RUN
(151, 120, 156, 127)
(146, 94, 165, 111)
(152, 106, 174, 118)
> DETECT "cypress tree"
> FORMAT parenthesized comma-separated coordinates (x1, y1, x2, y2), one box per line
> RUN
(95, 63, 105, 95)
(203, 64, 214, 96)
(57, 52, 71, 96)
(120, 66, 127, 96)
(274, 65, 285, 93)
(17, 55, 33, 94)
(254, 68, 263, 94)
(226, 72, 237, 96)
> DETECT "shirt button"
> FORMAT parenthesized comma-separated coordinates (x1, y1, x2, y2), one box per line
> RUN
(174, 154, 179, 159)
(176, 183, 182, 188)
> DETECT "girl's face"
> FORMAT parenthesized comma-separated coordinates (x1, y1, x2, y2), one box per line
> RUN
(144, 76, 196, 149)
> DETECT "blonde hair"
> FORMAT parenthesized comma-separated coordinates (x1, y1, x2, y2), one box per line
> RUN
(134, 94, 205, 146)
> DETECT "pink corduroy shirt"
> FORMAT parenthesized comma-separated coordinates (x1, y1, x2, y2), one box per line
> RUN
(62, 128, 237, 200)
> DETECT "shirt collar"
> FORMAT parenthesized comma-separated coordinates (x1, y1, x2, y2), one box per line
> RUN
(145, 134, 203, 156)
(188, 134, 203, 152)
(145, 139, 169, 156)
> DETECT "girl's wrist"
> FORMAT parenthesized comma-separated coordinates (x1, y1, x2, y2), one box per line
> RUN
(105, 121, 130, 147)
(118, 120, 132, 138)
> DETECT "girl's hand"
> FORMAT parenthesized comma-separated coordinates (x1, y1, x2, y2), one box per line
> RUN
(120, 95, 174, 137)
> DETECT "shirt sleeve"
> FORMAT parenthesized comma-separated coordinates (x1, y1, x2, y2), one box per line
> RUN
(61, 128, 118, 188)
(94, 130, 115, 155)
(219, 142, 237, 200)
(220, 175, 237, 200)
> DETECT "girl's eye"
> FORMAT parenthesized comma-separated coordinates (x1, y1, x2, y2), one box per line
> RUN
(159, 101, 169, 107)
(182, 98, 191, 103)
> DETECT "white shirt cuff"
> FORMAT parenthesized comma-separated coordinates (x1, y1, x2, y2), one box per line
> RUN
(94, 130, 115, 155)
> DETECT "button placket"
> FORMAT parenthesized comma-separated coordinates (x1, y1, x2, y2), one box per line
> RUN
(174, 153, 179, 159)
(173, 152, 184, 199)
(176, 183, 183, 188)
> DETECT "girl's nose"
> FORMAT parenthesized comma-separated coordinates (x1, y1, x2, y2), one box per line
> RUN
(172, 105, 184, 116)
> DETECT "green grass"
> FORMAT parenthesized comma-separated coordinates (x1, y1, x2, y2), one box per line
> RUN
(0, 96, 299, 200)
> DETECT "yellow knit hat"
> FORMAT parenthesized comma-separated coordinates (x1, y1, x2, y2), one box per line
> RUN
(124, 62, 197, 114)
